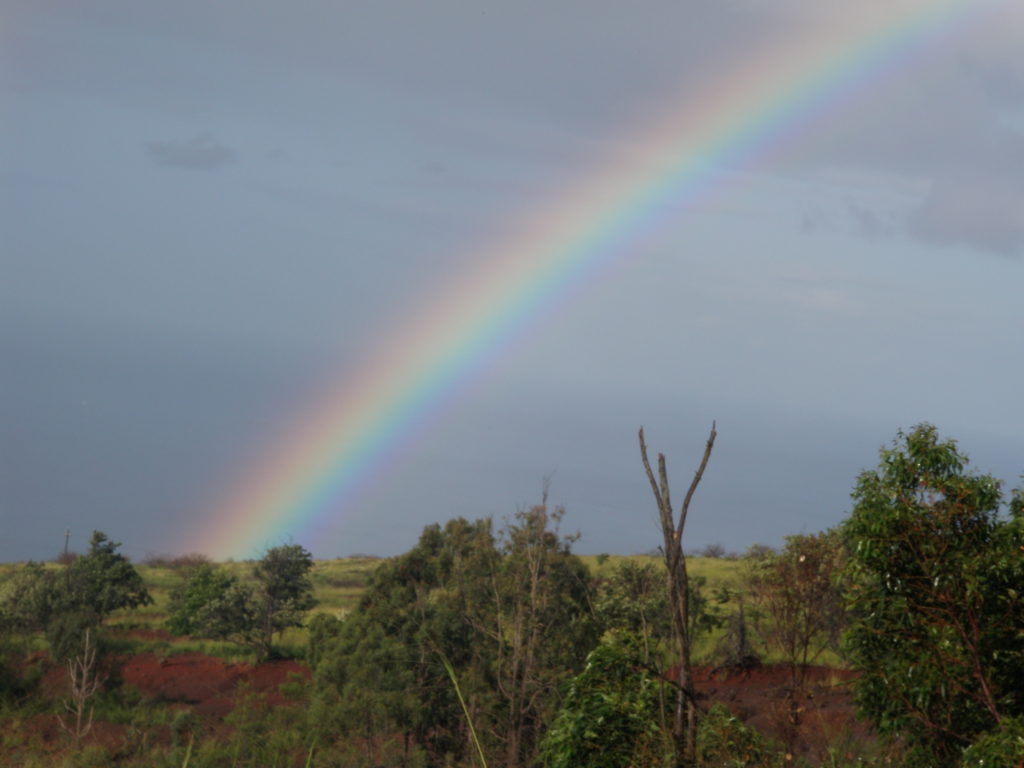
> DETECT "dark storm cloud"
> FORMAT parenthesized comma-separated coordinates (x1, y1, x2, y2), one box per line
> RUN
(6, 0, 1024, 563)
(147, 133, 236, 170)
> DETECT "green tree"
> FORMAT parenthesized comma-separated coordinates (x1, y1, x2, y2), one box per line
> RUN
(64, 531, 152, 620)
(842, 425, 1024, 766)
(540, 630, 667, 768)
(484, 500, 598, 767)
(166, 544, 315, 661)
(595, 560, 672, 663)
(310, 507, 595, 768)
(746, 530, 847, 684)
(0, 532, 152, 660)
(0, 561, 59, 634)
(252, 543, 316, 659)
(696, 703, 783, 768)
(167, 563, 243, 636)
(310, 517, 498, 766)
(960, 715, 1024, 767)
(745, 530, 847, 752)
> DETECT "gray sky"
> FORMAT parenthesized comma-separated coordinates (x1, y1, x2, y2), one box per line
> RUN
(3, 0, 1022, 562)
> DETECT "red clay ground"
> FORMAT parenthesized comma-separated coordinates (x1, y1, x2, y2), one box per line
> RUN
(6, 645, 310, 764)
(693, 663, 874, 762)
(118, 652, 309, 717)
(7, 648, 871, 764)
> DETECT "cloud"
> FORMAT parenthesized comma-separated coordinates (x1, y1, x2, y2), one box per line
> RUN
(146, 133, 236, 170)
(960, 54, 1024, 108)
(846, 198, 898, 240)
(800, 209, 831, 234)
(906, 130, 1024, 257)
(908, 175, 1024, 256)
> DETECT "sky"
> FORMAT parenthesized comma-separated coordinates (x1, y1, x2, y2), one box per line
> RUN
(3, 0, 1022, 563)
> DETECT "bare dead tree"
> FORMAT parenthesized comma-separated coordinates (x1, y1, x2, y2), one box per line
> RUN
(59, 627, 104, 746)
(639, 422, 717, 768)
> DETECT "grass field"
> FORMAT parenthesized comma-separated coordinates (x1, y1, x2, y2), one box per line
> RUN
(5, 553, 828, 666)
(107, 553, 756, 663)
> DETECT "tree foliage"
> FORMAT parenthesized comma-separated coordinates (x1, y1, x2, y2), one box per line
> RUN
(746, 530, 847, 683)
(167, 563, 245, 637)
(842, 424, 1024, 765)
(595, 561, 672, 662)
(959, 715, 1024, 767)
(65, 531, 153, 620)
(0, 531, 152, 660)
(310, 517, 498, 765)
(167, 544, 315, 661)
(310, 505, 596, 768)
(540, 630, 667, 768)
(0, 561, 59, 634)
(252, 543, 317, 657)
(696, 703, 784, 768)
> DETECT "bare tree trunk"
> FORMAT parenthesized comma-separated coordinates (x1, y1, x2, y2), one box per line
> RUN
(640, 423, 716, 768)
(59, 627, 103, 746)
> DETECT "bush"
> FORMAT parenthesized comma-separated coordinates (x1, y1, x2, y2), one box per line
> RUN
(960, 716, 1024, 767)
(696, 703, 784, 768)
(540, 630, 667, 768)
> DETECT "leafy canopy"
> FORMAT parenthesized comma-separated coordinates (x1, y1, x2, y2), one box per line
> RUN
(842, 424, 1024, 765)
(167, 543, 316, 661)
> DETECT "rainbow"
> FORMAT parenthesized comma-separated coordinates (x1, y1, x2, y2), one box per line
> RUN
(192, 0, 997, 559)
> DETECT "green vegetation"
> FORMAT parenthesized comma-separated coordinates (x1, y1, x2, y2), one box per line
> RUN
(308, 502, 597, 768)
(540, 630, 667, 768)
(1, 423, 1022, 767)
(842, 424, 1024, 766)
(167, 543, 317, 661)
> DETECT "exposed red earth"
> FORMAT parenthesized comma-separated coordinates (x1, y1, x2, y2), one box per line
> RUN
(692, 664, 871, 762)
(6, 643, 870, 764)
(5, 639, 310, 764)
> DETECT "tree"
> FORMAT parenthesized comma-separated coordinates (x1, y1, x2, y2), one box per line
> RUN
(310, 507, 596, 768)
(960, 716, 1024, 767)
(639, 423, 717, 768)
(0, 561, 59, 634)
(0, 531, 152, 660)
(65, 531, 153, 622)
(483, 498, 597, 767)
(166, 544, 316, 661)
(540, 630, 667, 768)
(595, 560, 672, 664)
(310, 517, 499, 766)
(842, 424, 1024, 765)
(58, 627, 103, 746)
(167, 563, 246, 637)
(252, 544, 316, 659)
(596, 561, 720, 671)
(745, 530, 847, 751)
(746, 530, 847, 685)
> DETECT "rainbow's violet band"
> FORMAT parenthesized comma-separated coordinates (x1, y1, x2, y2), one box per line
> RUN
(193, 0, 993, 560)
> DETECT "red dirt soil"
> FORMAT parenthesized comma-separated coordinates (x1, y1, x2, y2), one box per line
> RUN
(7, 651, 310, 763)
(9, 651, 870, 764)
(118, 652, 309, 717)
(693, 663, 872, 762)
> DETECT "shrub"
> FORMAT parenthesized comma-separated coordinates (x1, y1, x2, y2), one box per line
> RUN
(540, 630, 667, 768)
(696, 702, 784, 768)
(960, 716, 1024, 767)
